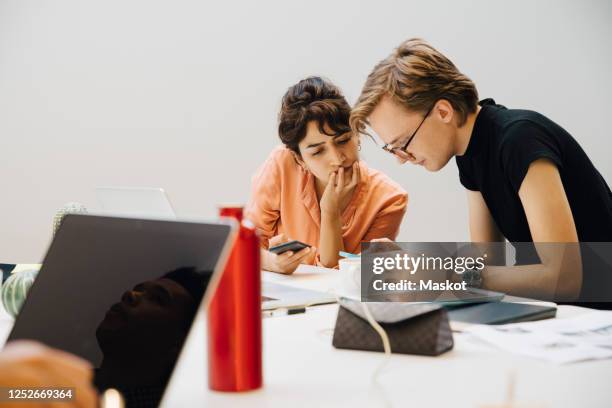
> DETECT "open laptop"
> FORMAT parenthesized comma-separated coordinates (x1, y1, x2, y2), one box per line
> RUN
(96, 187, 176, 219)
(95, 186, 336, 311)
(6, 214, 236, 407)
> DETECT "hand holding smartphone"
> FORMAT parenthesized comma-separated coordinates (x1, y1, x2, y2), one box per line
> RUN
(264, 235, 314, 274)
(268, 240, 311, 255)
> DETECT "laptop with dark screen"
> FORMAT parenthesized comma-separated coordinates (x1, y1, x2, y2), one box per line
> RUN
(5, 214, 236, 407)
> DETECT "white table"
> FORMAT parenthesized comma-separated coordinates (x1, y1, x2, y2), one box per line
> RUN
(1, 267, 611, 407)
(161, 267, 612, 407)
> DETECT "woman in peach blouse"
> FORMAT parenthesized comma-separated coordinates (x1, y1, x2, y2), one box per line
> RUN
(245, 77, 408, 274)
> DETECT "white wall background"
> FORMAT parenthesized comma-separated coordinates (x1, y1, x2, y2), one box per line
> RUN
(0, 0, 610, 262)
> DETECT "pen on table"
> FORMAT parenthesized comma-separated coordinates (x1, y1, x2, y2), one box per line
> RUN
(262, 307, 307, 318)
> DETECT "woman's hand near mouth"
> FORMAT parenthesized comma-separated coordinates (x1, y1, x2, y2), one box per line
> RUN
(318, 161, 361, 268)
(320, 161, 360, 216)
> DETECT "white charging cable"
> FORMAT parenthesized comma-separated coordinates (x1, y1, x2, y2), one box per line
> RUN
(279, 265, 394, 406)
(359, 301, 391, 356)
(322, 268, 394, 407)
(345, 262, 392, 355)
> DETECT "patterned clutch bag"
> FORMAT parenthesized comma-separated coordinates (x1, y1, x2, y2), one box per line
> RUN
(332, 299, 454, 356)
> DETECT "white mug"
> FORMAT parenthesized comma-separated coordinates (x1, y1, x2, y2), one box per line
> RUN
(337, 258, 361, 300)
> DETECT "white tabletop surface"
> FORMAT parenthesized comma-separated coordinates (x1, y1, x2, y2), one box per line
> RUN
(162, 267, 612, 407)
(2, 266, 611, 407)
(160, 302, 612, 408)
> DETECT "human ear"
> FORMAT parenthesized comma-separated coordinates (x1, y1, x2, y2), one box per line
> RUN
(291, 151, 309, 172)
(435, 99, 454, 124)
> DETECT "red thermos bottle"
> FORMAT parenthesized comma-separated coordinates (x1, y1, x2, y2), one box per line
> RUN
(208, 205, 263, 391)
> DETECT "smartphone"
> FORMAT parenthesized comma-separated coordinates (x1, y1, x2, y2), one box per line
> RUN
(268, 240, 311, 255)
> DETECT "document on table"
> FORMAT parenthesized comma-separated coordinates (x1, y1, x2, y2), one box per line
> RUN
(262, 265, 361, 298)
(465, 311, 612, 364)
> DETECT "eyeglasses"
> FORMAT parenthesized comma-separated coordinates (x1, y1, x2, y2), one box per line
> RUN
(381, 107, 433, 156)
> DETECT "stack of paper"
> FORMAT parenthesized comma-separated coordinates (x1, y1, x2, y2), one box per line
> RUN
(466, 311, 612, 364)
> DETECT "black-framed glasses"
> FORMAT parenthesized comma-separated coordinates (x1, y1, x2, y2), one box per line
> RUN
(381, 107, 433, 156)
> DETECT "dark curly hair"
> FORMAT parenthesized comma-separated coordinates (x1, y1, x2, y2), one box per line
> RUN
(278, 77, 352, 155)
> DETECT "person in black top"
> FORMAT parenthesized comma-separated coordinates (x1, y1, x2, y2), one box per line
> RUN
(350, 38, 612, 306)
(455, 98, 612, 243)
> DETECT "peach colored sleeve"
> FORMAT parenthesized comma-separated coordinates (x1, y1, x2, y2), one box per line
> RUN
(244, 154, 282, 249)
(362, 192, 408, 242)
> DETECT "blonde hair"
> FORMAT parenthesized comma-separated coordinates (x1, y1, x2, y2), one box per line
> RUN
(350, 38, 478, 136)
